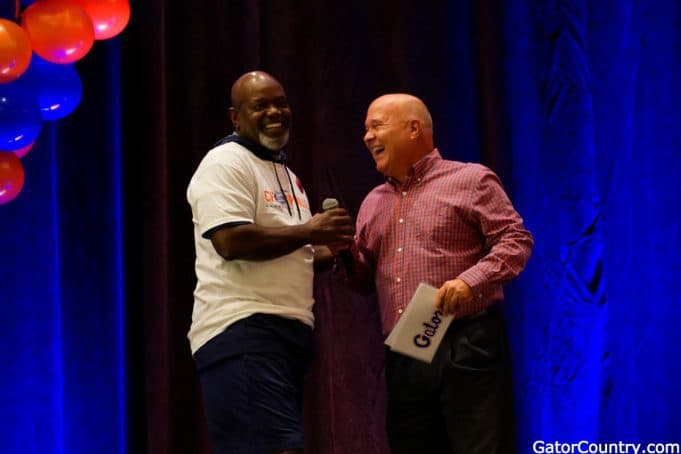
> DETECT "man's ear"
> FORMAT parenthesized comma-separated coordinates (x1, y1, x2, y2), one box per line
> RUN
(229, 107, 240, 131)
(408, 119, 422, 139)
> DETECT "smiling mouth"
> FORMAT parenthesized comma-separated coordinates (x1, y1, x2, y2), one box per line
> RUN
(264, 122, 287, 131)
(372, 146, 385, 157)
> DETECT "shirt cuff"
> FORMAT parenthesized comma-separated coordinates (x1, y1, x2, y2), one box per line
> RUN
(457, 266, 490, 302)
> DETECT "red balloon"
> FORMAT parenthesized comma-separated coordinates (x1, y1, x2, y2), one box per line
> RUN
(74, 0, 130, 40)
(0, 152, 25, 204)
(0, 19, 32, 84)
(21, 0, 95, 64)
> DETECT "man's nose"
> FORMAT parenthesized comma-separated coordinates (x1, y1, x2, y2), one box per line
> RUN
(265, 104, 281, 115)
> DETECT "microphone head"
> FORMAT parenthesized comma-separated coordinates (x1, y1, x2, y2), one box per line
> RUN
(322, 198, 339, 211)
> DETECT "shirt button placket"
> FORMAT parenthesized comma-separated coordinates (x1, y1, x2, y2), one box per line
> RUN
(395, 189, 407, 320)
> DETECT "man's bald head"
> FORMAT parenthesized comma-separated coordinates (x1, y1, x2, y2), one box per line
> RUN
(368, 94, 433, 138)
(230, 71, 284, 109)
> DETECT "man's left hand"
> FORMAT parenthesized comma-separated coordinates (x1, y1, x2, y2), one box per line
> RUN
(435, 279, 473, 316)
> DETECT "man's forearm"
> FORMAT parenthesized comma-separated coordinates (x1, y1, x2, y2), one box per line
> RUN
(458, 224, 534, 293)
(211, 223, 312, 261)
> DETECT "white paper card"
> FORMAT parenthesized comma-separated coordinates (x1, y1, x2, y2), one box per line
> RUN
(384, 283, 454, 363)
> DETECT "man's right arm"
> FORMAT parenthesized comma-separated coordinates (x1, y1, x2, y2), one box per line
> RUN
(210, 208, 354, 261)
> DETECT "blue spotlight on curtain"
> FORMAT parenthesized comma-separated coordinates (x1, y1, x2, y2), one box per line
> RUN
(0, 41, 126, 453)
(502, 0, 681, 448)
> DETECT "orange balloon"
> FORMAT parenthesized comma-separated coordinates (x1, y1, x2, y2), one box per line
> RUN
(0, 19, 32, 84)
(21, 0, 95, 64)
(0, 152, 25, 204)
(74, 0, 130, 40)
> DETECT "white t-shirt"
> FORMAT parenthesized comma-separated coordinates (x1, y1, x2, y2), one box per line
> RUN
(186, 140, 314, 354)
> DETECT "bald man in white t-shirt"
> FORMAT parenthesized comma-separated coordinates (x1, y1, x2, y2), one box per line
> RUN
(187, 71, 353, 454)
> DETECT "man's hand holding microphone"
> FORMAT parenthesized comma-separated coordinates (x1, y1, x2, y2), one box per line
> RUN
(310, 198, 355, 272)
(304, 198, 354, 249)
(298, 198, 355, 271)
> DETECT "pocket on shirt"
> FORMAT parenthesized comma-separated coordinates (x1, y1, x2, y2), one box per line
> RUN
(416, 211, 453, 245)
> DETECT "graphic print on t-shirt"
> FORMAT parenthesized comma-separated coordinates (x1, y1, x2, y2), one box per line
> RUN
(262, 189, 310, 211)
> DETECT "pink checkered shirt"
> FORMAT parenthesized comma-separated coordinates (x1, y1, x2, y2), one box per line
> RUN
(350, 149, 533, 334)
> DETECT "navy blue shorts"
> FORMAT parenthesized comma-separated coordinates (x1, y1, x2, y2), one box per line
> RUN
(194, 314, 314, 454)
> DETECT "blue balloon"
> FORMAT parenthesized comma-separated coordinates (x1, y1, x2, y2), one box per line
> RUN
(0, 82, 42, 151)
(22, 56, 83, 121)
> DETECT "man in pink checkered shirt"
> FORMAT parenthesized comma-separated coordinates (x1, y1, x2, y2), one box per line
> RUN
(342, 94, 534, 454)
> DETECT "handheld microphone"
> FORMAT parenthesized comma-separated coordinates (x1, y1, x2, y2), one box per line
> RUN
(322, 198, 354, 273)
(322, 197, 340, 212)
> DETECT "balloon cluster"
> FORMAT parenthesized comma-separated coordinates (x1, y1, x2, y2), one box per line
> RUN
(0, 0, 130, 204)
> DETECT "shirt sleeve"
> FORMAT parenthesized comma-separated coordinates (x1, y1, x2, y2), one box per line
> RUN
(188, 156, 256, 238)
(456, 167, 534, 302)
